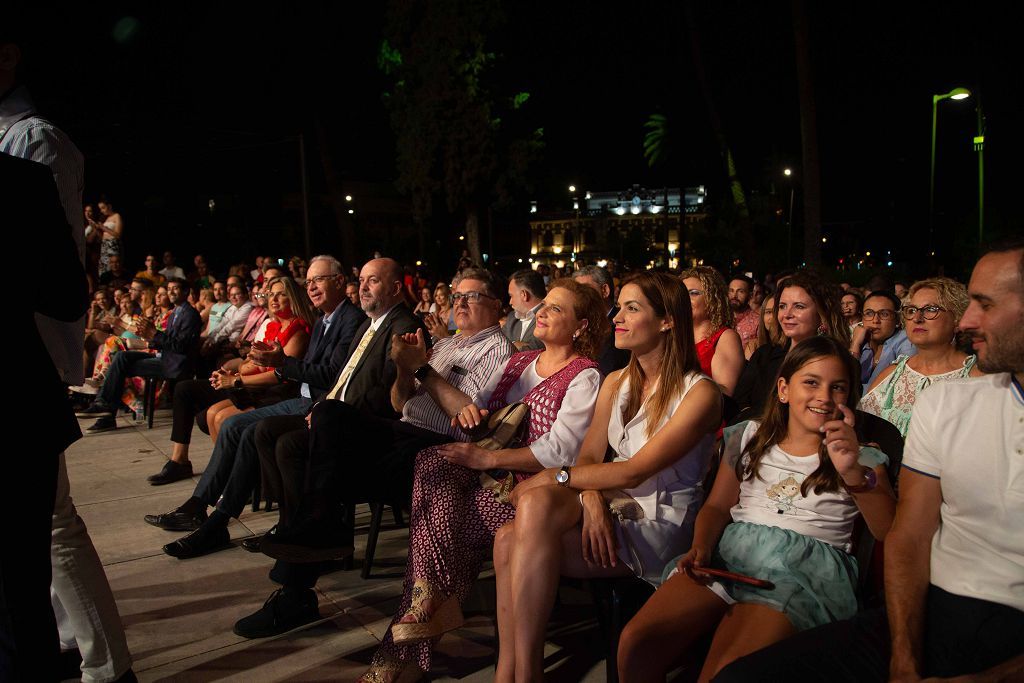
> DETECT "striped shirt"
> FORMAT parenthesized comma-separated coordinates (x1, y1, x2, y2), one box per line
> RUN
(402, 324, 514, 440)
(1, 86, 86, 385)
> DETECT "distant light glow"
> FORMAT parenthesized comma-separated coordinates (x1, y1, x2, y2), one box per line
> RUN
(630, 205, 641, 215)
(459, 235, 465, 241)
(345, 195, 353, 202)
(415, 260, 422, 266)
(865, 251, 871, 256)
(822, 237, 827, 243)
(531, 247, 537, 255)
(614, 207, 626, 216)
(568, 185, 576, 193)
(585, 191, 592, 200)
(518, 258, 523, 263)
(783, 168, 792, 176)
(649, 205, 662, 214)
(887, 261, 894, 267)
(552, 246, 562, 254)
(573, 201, 579, 210)
(347, 209, 354, 215)
(596, 259, 608, 268)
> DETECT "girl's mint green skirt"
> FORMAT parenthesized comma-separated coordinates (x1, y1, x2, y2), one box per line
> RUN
(663, 522, 859, 631)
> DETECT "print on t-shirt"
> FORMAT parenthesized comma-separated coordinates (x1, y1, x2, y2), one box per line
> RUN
(765, 474, 802, 514)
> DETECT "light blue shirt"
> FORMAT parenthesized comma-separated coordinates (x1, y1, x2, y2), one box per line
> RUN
(859, 328, 916, 387)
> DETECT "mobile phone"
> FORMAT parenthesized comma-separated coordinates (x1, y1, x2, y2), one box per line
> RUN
(277, 258, 285, 266)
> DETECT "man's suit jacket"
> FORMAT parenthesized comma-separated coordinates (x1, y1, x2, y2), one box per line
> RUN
(6, 154, 89, 455)
(337, 304, 427, 418)
(150, 303, 202, 379)
(279, 298, 366, 400)
(502, 311, 543, 351)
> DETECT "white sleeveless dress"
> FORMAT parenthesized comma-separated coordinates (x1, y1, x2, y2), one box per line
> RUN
(608, 372, 716, 585)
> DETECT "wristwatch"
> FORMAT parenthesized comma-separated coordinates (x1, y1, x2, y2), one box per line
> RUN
(273, 367, 286, 384)
(555, 466, 572, 487)
(843, 467, 877, 494)
(414, 364, 431, 382)
(233, 376, 243, 389)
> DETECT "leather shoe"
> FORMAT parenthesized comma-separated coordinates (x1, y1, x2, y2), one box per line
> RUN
(76, 402, 112, 418)
(85, 415, 117, 433)
(144, 507, 207, 531)
(241, 535, 264, 553)
(260, 517, 353, 563)
(163, 525, 230, 559)
(233, 588, 319, 639)
(147, 460, 193, 486)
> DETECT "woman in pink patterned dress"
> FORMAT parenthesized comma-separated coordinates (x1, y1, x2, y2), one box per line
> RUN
(359, 279, 610, 682)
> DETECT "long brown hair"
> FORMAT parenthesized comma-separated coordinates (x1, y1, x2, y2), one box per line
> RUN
(615, 272, 701, 438)
(774, 270, 850, 348)
(736, 336, 862, 496)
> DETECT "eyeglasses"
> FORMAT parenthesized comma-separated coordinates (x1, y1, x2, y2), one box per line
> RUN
(862, 309, 896, 321)
(450, 291, 498, 305)
(902, 305, 946, 320)
(303, 274, 338, 288)
(687, 289, 705, 297)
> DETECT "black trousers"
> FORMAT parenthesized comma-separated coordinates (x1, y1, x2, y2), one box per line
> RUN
(270, 400, 448, 589)
(170, 378, 228, 444)
(713, 585, 1024, 682)
(253, 415, 308, 527)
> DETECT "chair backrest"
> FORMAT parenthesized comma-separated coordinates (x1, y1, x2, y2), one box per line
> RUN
(854, 409, 904, 487)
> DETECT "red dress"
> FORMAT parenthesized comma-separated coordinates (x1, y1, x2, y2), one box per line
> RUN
(696, 326, 729, 376)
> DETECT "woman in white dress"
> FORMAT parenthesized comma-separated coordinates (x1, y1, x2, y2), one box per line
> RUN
(491, 271, 722, 682)
(90, 198, 124, 276)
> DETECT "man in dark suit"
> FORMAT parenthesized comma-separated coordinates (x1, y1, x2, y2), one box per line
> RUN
(574, 265, 630, 375)
(249, 257, 426, 527)
(2, 153, 88, 680)
(143, 256, 365, 552)
(76, 277, 201, 433)
(502, 268, 546, 351)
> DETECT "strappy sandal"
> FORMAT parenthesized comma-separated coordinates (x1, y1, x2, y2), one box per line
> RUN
(389, 579, 464, 645)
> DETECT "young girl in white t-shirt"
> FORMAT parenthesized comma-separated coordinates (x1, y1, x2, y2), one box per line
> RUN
(617, 336, 897, 682)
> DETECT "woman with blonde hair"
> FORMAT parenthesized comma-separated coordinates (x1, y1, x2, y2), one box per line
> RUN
(859, 277, 981, 437)
(679, 267, 744, 396)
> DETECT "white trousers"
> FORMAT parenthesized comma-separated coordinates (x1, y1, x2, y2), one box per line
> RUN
(51, 453, 132, 682)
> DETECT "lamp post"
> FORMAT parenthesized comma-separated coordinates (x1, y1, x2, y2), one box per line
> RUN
(569, 184, 579, 266)
(783, 168, 795, 266)
(929, 86, 971, 257)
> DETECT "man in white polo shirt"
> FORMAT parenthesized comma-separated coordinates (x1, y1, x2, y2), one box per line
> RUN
(714, 237, 1024, 682)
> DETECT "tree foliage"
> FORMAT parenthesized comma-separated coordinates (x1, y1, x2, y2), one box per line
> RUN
(379, 0, 544, 265)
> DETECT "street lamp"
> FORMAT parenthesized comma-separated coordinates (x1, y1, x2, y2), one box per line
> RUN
(929, 86, 971, 255)
(782, 168, 795, 266)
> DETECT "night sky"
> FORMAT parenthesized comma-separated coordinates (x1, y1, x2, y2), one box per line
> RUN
(13, 2, 1019, 279)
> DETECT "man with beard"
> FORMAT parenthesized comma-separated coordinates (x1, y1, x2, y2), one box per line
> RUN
(714, 237, 1024, 682)
(728, 275, 759, 355)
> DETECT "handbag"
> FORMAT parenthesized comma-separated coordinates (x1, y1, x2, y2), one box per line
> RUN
(602, 489, 645, 521)
(474, 402, 529, 504)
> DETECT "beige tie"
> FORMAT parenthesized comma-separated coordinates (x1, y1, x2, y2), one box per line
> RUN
(326, 328, 375, 400)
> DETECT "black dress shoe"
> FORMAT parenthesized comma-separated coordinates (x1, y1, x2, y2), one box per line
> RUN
(144, 507, 207, 531)
(241, 535, 264, 553)
(147, 460, 193, 486)
(260, 517, 353, 563)
(163, 525, 231, 559)
(85, 415, 117, 433)
(76, 402, 112, 418)
(233, 588, 319, 639)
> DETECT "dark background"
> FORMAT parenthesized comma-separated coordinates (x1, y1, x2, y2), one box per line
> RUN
(12, 2, 1019, 281)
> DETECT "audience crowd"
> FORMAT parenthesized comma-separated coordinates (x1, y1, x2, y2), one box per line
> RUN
(59, 234, 1024, 683)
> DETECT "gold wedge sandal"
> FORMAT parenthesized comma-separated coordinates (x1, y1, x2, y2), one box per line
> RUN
(389, 579, 464, 646)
